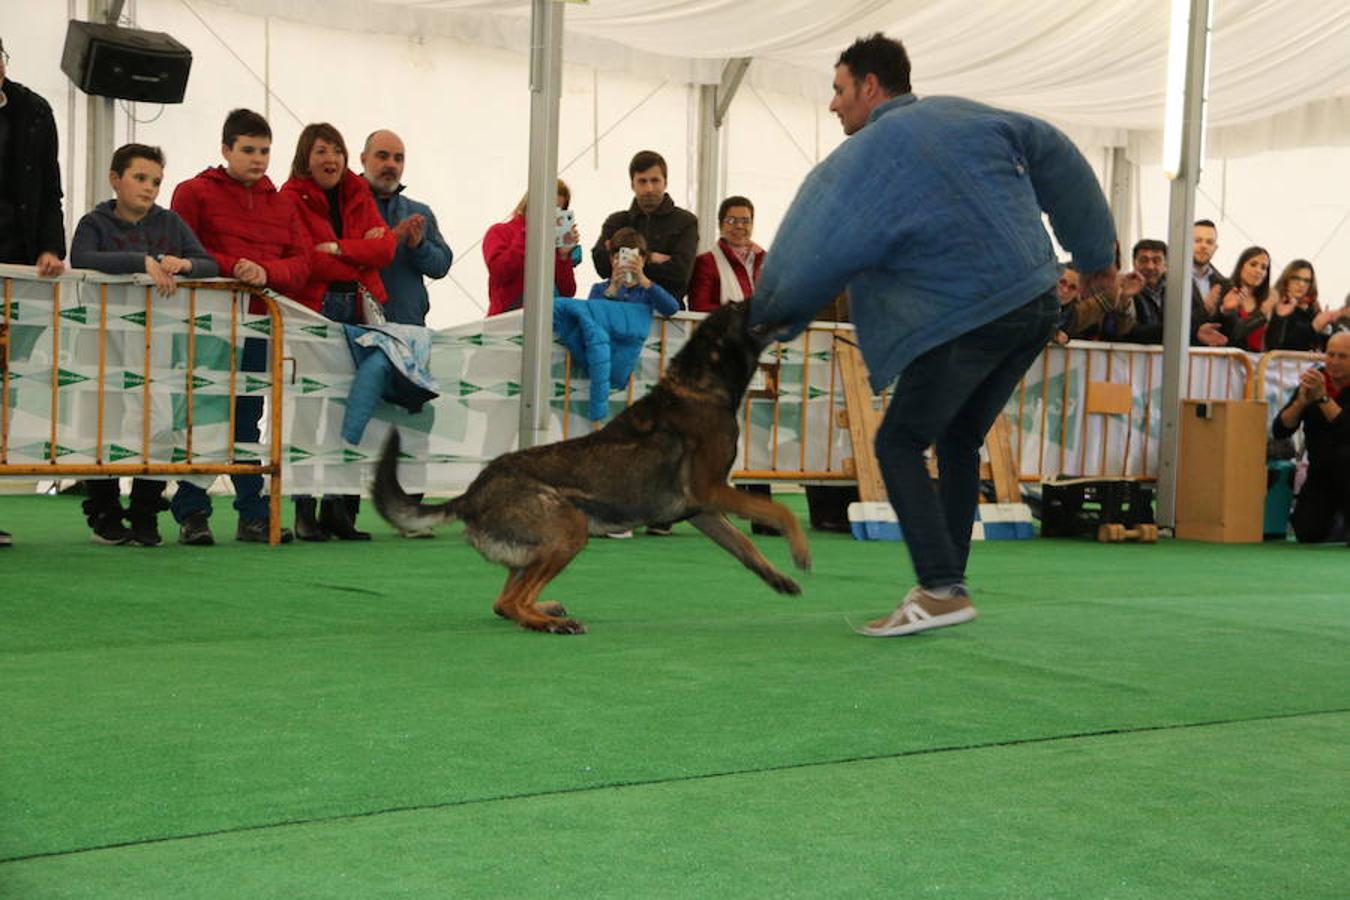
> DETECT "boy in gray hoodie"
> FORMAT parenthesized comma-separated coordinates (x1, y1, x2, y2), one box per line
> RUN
(70, 143, 218, 545)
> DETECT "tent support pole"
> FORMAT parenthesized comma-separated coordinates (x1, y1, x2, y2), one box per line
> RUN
(519, 0, 565, 449)
(1158, 0, 1212, 528)
(695, 58, 751, 251)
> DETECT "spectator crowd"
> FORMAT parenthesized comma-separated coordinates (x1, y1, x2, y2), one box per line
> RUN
(1, 30, 1345, 550)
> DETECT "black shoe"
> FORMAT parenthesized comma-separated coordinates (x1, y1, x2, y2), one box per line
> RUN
(320, 497, 371, 541)
(0, 530, 12, 548)
(127, 512, 162, 547)
(178, 512, 215, 546)
(294, 498, 329, 542)
(84, 500, 132, 546)
(236, 518, 295, 544)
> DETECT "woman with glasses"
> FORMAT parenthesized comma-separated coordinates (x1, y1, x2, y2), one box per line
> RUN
(688, 196, 765, 313)
(1218, 246, 1271, 352)
(1263, 259, 1321, 351)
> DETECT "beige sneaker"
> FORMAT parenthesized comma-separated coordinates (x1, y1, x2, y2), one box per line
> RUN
(855, 586, 977, 637)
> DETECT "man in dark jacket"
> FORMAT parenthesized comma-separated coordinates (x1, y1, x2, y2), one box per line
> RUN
(591, 150, 698, 304)
(1272, 331, 1350, 544)
(0, 37, 65, 275)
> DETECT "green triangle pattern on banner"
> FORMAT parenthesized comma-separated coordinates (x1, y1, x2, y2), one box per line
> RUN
(458, 334, 485, 347)
(553, 382, 567, 398)
(457, 381, 481, 396)
(183, 313, 212, 331)
(43, 441, 76, 458)
(57, 368, 90, 387)
(107, 444, 139, 462)
(121, 310, 147, 327)
(504, 381, 521, 397)
(300, 377, 327, 394)
(807, 385, 830, 400)
(504, 334, 524, 347)
(341, 448, 367, 462)
(288, 446, 313, 462)
(171, 447, 189, 462)
(243, 319, 271, 336)
(810, 350, 832, 361)
(59, 306, 89, 324)
(244, 375, 270, 393)
(188, 374, 214, 389)
(122, 371, 148, 389)
(397, 450, 417, 460)
(301, 325, 329, 338)
(5, 301, 17, 321)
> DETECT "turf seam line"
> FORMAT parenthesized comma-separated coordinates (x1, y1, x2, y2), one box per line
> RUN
(4, 705, 1347, 865)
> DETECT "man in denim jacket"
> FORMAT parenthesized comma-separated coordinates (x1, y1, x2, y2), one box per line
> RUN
(752, 33, 1117, 637)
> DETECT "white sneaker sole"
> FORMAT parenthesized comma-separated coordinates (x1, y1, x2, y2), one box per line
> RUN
(853, 605, 977, 637)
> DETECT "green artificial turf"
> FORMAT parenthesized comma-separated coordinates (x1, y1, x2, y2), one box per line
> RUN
(1, 493, 1346, 897)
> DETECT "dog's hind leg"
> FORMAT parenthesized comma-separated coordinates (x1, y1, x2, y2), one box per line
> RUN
(696, 484, 811, 572)
(490, 510, 589, 634)
(688, 512, 801, 595)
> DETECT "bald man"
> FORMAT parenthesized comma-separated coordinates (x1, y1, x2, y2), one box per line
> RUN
(1272, 331, 1350, 544)
(360, 129, 452, 325)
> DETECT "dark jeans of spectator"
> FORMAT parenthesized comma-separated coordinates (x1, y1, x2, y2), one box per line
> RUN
(85, 477, 166, 512)
(171, 336, 270, 522)
(1291, 450, 1350, 544)
(875, 290, 1057, 588)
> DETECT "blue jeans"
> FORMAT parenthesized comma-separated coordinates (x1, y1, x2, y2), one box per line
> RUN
(172, 336, 270, 522)
(875, 290, 1057, 588)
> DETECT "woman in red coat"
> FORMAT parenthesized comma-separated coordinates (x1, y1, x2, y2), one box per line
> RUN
(282, 123, 398, 541)
(483, 179, 579, 316)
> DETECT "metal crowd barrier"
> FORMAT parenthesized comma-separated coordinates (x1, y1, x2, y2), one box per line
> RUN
(1, 268, 288, 544)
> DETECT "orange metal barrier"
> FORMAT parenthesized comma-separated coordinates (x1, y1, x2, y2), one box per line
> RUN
(0, 275, 289, 544)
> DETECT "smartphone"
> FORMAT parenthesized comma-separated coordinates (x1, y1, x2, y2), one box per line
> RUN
(554, 208, 575, 248)
(617, 246, 639, 285)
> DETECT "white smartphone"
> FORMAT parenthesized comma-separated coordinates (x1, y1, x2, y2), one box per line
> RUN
(554, 208, 575, 247)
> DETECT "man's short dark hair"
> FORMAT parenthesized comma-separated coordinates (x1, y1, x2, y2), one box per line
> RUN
(222, 109, 272, 148)
(718, 196, 754, 222)
(1194, 218, 1216, 230)
(1132, 238, 1167, 259)
(628, 150, 667, 180)
(836, 33, 912, 96)
(110, 143, 164, 176)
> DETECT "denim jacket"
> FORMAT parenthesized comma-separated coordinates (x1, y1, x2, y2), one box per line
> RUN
(752, 94, 1115, 391)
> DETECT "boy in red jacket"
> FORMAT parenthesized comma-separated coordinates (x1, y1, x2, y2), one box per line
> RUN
(168, 108, 310, 545)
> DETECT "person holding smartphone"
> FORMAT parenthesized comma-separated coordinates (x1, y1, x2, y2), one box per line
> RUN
(483, 179, 579, 316)
(1272, 331, 1350, 544)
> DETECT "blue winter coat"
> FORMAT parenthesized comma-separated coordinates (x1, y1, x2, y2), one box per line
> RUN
(752, 93, 1115, 391)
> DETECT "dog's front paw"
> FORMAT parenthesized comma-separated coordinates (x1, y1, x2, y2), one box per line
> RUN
(537, 600, 569, 617)
(791, 549, 812, 573)
(765, 570, 801, 595)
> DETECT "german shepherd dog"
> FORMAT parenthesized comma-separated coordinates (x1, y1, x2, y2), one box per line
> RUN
(372, 300, 811, 634)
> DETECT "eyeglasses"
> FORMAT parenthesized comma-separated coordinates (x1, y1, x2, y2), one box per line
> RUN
(722, 216, 752, 226)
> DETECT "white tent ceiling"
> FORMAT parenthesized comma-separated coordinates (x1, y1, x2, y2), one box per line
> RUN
(217, 0, 1350, 152)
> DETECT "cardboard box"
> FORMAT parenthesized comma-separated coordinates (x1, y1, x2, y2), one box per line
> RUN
(1175, 400, 1268, 543)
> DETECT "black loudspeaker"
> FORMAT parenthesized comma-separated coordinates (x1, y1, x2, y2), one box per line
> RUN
(61, 21, 192, 104)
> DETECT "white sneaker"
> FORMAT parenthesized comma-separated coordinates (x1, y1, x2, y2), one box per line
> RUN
(605, 530, 633, 539)
(854, 586, 977, 637)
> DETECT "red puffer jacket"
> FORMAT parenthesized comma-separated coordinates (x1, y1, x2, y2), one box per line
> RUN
(170, 167, 310, 299)
(281, 170, 397, 311)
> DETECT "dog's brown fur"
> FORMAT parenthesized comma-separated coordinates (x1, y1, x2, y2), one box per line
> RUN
(373, 301, 810, 634)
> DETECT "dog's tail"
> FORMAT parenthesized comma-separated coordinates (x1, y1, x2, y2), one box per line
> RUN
(372, 428, 460, 534)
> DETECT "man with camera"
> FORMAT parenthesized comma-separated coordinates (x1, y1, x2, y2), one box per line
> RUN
(1272, 331, 1350, 544)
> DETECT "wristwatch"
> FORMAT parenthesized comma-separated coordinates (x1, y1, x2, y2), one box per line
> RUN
(1315, 395, 1332, 405)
